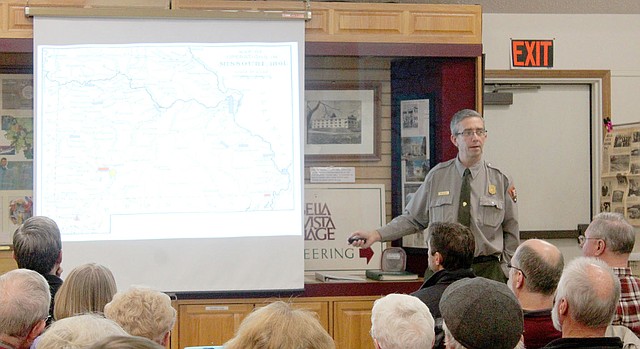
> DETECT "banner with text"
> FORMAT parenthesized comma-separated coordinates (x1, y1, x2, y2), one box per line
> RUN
(304, 184, 385, 271)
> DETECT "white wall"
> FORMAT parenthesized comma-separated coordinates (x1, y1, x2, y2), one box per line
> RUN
(483, 14, 640, 259)
(483, 14, 640, 126)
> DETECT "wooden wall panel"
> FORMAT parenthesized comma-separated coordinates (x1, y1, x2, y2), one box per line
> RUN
(409, 12, 479, 38)
(302, 2, 481, 44)
(305, 56, 393, 223)
(2, 1, 481, 43)
(3, 2, 31, 37)
(9, 3, 32, 32)
(1, 0, 88, 37)
(332, 10, 403, 35)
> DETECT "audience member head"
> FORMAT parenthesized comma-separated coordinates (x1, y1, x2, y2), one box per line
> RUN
(0, 269, 51, 349)
(582, 212, 635, 261)
(440, 277, 523, 349)
(104, 286, 176, 346)
(224, 300, 335, 349)
(509, 239, 564, 299)
(551, 256, 621, 335)
(449, 109, 483, 135)
(53, 263, 117, 320)
(89, 335, 164, 349)
(13, 216, 62, 275)
(36, 314, 127, 349)
(427, 222, 475, 272)
(370, 293, 435, 349)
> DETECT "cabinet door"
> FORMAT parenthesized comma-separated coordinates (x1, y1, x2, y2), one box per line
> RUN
(291, 301, 331, 334)
(178, 303, 253, 348)
(0, 251, 17, 274)
(252, 300, 331, 334)
(333, 300, 375, 349)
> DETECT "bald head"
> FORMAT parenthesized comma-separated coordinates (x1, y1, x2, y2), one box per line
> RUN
(519, 239, 563, 263)
(512, 239, 564, 296)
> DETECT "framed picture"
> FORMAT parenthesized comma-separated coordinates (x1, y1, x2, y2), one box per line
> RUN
(304, 82, 381, 162)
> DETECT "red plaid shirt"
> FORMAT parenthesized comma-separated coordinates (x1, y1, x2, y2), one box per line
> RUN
(612, 267, 640, 335)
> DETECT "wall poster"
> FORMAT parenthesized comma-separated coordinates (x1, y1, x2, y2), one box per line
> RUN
(601, 125, 640, 226)
(399, 99, 431, 248)
(0, 74, 34, 244)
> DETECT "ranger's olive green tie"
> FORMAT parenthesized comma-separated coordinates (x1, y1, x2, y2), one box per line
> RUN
(458, 168, 471, 227)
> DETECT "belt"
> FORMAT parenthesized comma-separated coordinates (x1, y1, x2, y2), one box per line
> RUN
(473, 255, 499, 264)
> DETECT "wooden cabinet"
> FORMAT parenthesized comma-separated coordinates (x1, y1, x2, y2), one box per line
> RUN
(175, 298, 332, 349)
(0, 249, 16, 274)
(287, 299, 331, 333)
(1, 0, 481, 43)
(174, 296, 387, 349)
(171, 279, 424, 349)
(178, 302, 253, 348)
(333, 299, 376, 349)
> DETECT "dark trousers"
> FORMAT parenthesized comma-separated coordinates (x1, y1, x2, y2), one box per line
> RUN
(470, 256, 507, 283)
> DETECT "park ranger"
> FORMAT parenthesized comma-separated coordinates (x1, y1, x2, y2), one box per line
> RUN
(349, 109, 519, 282)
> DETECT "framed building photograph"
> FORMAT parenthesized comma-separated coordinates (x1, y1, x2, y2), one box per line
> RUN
(304, 82, 380, 162)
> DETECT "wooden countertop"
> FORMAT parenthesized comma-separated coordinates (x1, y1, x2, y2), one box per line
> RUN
(172, 271, 424, 300)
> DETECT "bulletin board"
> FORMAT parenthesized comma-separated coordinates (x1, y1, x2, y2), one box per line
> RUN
(601, 125, 640, 226)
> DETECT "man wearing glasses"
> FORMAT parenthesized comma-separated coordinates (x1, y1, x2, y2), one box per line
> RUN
(580, 212, 640, 335)
(508, 239, 564, 348)
(350, 109, 519, 282)
(0, 269, 51, 349)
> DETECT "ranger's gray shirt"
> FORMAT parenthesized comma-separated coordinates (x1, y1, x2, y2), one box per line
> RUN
(378, 157, 519, 269)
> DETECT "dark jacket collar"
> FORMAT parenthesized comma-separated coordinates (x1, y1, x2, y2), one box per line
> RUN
(420, 268, 476, 289)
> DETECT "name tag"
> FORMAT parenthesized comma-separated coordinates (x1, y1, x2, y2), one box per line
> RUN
(438, 191, 450, 196)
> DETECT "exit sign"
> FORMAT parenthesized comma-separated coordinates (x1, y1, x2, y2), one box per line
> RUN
(511, 39, 554, 68)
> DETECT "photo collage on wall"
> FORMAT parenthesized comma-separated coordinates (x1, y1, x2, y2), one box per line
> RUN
(0, 74, 34, 243)
(601, 125, 640, 226)
(400, 99, 430, 248)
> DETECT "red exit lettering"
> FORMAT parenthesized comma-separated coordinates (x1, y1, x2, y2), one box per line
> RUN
(511, 40, 554, 68)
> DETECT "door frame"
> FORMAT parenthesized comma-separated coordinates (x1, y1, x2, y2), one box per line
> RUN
(484, 70, 611, 238)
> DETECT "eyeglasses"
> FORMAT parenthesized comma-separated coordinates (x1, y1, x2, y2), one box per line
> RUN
(454, 129, 487, 138)
(507, 262, 527, 279)
(577, 235, 601, 247)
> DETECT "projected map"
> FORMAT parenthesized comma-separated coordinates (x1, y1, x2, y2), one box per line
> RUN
(36, 43, 300, 239)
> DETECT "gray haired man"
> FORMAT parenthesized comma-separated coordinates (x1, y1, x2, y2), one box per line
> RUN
(545, 257, 623, 348)
(0, 269, 51, 349)
(581, 212, 640, 335)
(13, 216, 63, 322)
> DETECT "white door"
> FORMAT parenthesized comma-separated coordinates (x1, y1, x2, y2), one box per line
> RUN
(483, 84, 592, 231)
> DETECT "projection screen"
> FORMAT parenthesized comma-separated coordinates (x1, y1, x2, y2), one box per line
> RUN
(32, 12, 305, 292)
